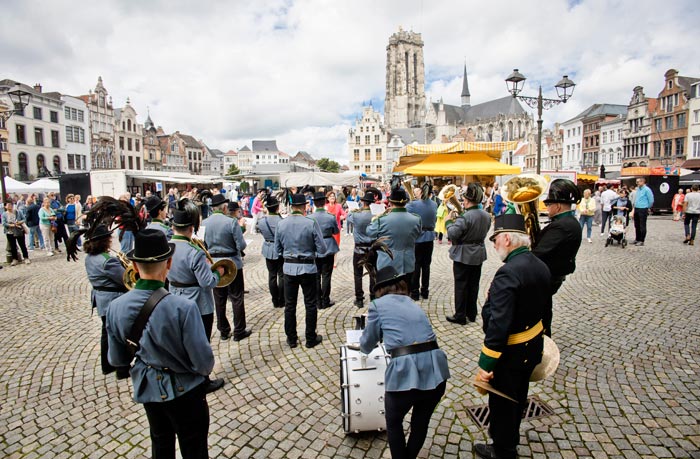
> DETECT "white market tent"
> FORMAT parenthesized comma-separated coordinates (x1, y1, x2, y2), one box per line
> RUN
(3, 176, 33, 194)
(27, 178, 60, 193)
(279, 171, 360, 187)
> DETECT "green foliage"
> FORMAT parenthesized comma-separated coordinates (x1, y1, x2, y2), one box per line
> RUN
(226, 164, 241, 176)
(316, 157, 340, 173)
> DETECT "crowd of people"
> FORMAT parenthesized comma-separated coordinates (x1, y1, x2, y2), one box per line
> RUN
(4, 175, 699, 459)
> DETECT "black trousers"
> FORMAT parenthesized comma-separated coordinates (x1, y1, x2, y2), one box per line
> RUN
(6, 233, 28, 261)
(202, 313, 214, 342)
(452, 261, 482, 321)
(284, 273, 318, 342)
(634, 208, 649, 242)
(54, 222, 69, 248)
(489, 364, 536, 459)
(213, 268, 247, 338)
(352, 250, 376, 302)
(314, 255, 334, 308)
(410, 241, 434, 298)
(265, 258, 285, 307)
(544, 275, 565, 337)
(600, 210, 613, 234)
(384, 381, 446, 459)
(100, 316, 115, 374)
(143, 383, 210, 459)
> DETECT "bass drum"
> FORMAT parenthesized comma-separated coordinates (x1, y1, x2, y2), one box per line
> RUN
(340, 344, 390, 434)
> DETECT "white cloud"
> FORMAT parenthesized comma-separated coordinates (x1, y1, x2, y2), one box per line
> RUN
(1, 0, 699, 165)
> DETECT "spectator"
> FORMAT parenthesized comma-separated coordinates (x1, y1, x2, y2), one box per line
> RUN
(672, 188, 685, 222)
(38, 197, 57, 256)
(611, 188, 633, 227)
(3, 201, 30, 265)
(631, 177, 654, 246)
(578, 189, 596, 243)
(593, 189, 602, 226)
(24, 195, 45, 251)
(600, 185, 618, 236)
(683, 184, 700, 246)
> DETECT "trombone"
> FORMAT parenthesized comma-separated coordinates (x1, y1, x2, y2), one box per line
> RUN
(191, 237, 238, 287)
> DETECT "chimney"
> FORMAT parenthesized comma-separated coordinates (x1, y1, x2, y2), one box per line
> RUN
(34, 83, 42, 93)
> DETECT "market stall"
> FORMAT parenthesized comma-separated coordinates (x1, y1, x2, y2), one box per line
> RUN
(279, 171, 360, 187)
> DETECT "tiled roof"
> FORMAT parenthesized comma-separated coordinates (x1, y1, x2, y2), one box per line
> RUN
(252, 140, 279, 151)
(433, 96, 527, 125)
(179, 134, 202, 148)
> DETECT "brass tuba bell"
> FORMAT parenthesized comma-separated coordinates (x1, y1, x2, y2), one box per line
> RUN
(191, 237, 238, 287)
(501, 173, 549, 244)
(110, 249, 139, 290)
(403, 179, 416, 201)
(439, 184, 463, 214)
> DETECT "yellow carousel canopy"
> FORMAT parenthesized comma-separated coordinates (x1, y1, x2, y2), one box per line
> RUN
(577, 173, 599, 182)
(402, 153, 522, 177)
(401, 140, 521, 160)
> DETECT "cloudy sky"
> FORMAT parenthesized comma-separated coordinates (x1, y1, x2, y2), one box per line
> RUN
(2, 0, 699, 164)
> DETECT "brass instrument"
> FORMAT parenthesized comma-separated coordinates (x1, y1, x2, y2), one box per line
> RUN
(191, 237, 238, 287)
(403, 179, 416, 201)
(439, 184, 464, 214)
(110, 249, 138, 290)
(501, 173, 549, 244)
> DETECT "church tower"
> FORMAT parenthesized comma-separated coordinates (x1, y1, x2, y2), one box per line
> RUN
(461, 64, 471, 108)
(384, 27, 426, 129)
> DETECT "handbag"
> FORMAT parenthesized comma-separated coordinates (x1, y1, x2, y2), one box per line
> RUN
(22, 223, 30, 235)
(51, 222, 57, 233)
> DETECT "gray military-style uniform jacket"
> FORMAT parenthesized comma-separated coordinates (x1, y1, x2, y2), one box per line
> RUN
(85, 252, 127, 317)
(167, 235, 220, 316)
(347, 208, 374, 253)
(257, 213, 282, 260)
(202, 210, 247, 270)
(146, 219, 173, 240)
(446, 206, 491, 265)
(366, 207, 421, 275)
(274, 211, 326, 276)
(309, 209, 339, 257)
(406, 198, 438, 243)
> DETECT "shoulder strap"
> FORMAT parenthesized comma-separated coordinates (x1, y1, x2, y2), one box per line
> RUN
(126, 288, 170, 361)
(264, 217, 273, 237)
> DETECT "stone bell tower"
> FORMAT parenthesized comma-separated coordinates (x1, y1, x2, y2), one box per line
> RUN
(384, 27, 426, 129)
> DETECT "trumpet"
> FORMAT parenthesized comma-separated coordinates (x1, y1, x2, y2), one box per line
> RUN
(110, 249, 138, 290)
(439, 184, 463, 214)
(191, 237, 238, 287)
(502, 173, 548, 244)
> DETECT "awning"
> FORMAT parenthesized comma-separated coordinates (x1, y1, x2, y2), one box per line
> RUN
(681, 159, 700, 170)
(279, 171, 360, 187)
(577, 174, 599, 182)
(680, 172, 700, 185)
(401, 140, 521, 160)
(27, 178, 60, 192)
(621, 166, 680, 176)
(3, 176, 33, 194)
(402, 153, 521, 177)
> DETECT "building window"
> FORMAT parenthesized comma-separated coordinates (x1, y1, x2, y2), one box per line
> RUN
(355, 136, 360, 144)
(136, 157, 141, 170)
(50, 111, 58, 123)
(127, 119, 132, 132)
(37, 154, 46, 175)
(602, 132, 607, 143)
(376, 148, 382, 160)
(354, 165, 360, 171)
(128, 156, 133, 169)
(65, 126, 73, 142)
(676, 138, 684, 157)
(33, 106, 42, 120)
(67, 154, 75, 169)
(51, 130, 59, 148)
(365, 135, 370, 144)
(18, 152, 28, 178)
(655, 119, 662, 132)
(364, 165, 371, 173)
(34, 127, 44, 146)
(664, 139, 673, 156)
(374, 135, 380, 143)
(692, 136, 700, 158)
(53, 155, 60, 174)
(653, 141, 661, 157)
(127, 138, 132, 151)
(364, 149, 371, 161)
(353, 149, 359, 161)
(136, 140, 140, 152)
(665, 116, 673, 130)
(677, 113, 686, 128)
(376, 164, 382, 172)
(694, 110, 700, 124)
(16, 124, 26, 144)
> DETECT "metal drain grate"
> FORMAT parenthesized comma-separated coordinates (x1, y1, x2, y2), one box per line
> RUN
(467, 396, 554, 428)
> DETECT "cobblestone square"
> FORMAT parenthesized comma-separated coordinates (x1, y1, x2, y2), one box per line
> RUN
(1, 217, 698, 458)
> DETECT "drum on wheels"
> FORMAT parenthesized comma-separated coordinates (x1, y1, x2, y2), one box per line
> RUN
(340, 344, 390, 434)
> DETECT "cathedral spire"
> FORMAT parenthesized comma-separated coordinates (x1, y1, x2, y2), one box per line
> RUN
(461, 64, 471, 107)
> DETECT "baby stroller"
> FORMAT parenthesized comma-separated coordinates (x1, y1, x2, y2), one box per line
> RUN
(605, 214, 627, 248)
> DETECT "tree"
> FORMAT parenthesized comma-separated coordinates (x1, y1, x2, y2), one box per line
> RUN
(226, 164, 241, 176)
(316, 157, 340, 173)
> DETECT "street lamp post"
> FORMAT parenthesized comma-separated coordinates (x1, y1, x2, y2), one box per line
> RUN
(0, 84, 32, 204)
(505, 69, 575, 175)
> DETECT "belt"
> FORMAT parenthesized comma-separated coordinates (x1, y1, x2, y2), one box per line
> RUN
(389, 340, 439, 358)
(284, 257, 315, 264)
(169, 281, 199, 288)
(452, 240, 484, 246)
(421, 227, 434, 231)
(264, 240, 274, 243)
(507, 320, 544, 345)
(209, 251, 237, 257)
(94, 286, 128, 293)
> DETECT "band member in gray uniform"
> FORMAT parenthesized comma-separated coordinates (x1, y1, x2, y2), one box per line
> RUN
(347, 190, 377, 308)
(445, 183, 491, 325)
(309, 192, 339, 310)
(168, 205, 225, 393)
(82, 224, 130, 377)
(256, 195, 285, 308)
(406, 184, 437, 301)
(359, 265, 450, 459)
(107, 229, 215, 458)
(274, 193, 326, 349)
(202, 194, 252, 342)
(367, 188, 421, 284)
(144, 195, 173, 240)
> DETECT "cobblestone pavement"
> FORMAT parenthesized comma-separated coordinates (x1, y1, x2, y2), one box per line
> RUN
(1, 217, 699, 458)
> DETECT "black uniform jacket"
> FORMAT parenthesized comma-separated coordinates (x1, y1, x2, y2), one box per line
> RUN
(479, 249, 550, 372)
(532, 211, 582, 279)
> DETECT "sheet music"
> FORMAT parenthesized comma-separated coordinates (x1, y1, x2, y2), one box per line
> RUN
(345, 329, 363, 344)
(346, 201, 359, 211)
(370, 203, 385, 215)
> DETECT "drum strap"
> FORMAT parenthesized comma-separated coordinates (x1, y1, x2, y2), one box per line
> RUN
(389, 340, 439, 358)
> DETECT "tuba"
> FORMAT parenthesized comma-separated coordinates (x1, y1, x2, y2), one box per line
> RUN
(403, 179, 416, 201)
(439, 184, 463, 214)
(191, 237, 238, 287)
(110, 249, 138, 290)
(501, 173, 548, 244)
